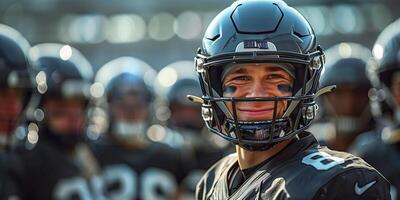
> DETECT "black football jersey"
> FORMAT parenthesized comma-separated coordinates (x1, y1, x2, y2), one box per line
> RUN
(0, 137, 100, 200)
(92, 140, 188, 200)
(196, 132, 390, 200)
(351, 129, 400, 200)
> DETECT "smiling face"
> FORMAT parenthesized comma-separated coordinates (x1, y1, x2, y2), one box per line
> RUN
(222, 63, 294, 122)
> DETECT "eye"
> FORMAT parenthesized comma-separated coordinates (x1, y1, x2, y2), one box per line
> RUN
(232, 75, 250, 81)
(267, 74, 285, 80)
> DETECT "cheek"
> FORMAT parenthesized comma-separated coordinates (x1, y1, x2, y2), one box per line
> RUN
(276, 100, 288, 116)
(277, 84, 293, 94)
(222, 85, 238, 97)
(222, 85, 238, 114)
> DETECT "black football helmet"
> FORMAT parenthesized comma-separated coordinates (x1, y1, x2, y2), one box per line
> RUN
(28, 43, 93, 147)
(368, 18, 400, 143)
(92, 56, 156, 143)
(0, 24, 33, 149)
(155, 61, 204, 130)
(319, 43, 372, 136)
(192, 0, 328, 151)
(368, 18, 400, 123)
(320, 43, 371, 89)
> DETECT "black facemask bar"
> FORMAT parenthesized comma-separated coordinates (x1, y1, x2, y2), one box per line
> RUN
(193, 47, 327, 151)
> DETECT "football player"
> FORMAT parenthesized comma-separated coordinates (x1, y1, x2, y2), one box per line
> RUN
(0, 24, 34, 198)
(192, 0, 390, 199)
(91, 57, 188, 200)
(309, 43, 373, 151)
(154, 61, 230, 199)
(1, 43, 100, 200)
(350, 18, 400, 199)
(0, 24, 33, 152)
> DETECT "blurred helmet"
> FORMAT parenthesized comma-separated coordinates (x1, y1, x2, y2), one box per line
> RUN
(28, 43, 93, 147)
(29, 43, 93, 102)
(368, 18, 400, 123)
(320, 43, 371, 89)
(0, 24, 33, 148)
(194, 0, 326, 151)
(368, 18, 400, 143)
(319, 43, 372, 136)
(93, 57, 156, 143)
(155, 61, 203, 131)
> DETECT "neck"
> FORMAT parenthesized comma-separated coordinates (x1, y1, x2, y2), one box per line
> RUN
(236, 138, 293, 170)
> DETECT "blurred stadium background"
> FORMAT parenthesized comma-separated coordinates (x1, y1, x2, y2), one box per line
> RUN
(0, 0, 399, 71)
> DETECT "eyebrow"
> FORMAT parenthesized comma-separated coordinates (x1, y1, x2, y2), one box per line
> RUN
(228, 67, 247, 75)
(229, 66, 288, 74)
(265, 66, 288, 73)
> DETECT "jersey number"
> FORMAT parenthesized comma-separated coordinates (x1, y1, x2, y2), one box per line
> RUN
(53, 165, 177, 200)
(302, 151, 344, 170)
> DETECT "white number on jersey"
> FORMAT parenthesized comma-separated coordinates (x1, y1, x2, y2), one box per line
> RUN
(52, 165, 178, 200)
(54, 177, 94, 200)
(141, 168, 177, 200)
(101, 164, 137, 200)
(302, 151, 344, 170)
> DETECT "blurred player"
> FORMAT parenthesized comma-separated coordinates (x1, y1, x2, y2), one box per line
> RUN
(191, 0, 390, 199)
(0, 24, 34, 198)
(91, 57, 188, 200)
(1, 43, 100, 200)
(350, 18, 400, 199)
(154, 61, 230, 199)
(0, 24, 33, 152)
(308, 43, 373, 151)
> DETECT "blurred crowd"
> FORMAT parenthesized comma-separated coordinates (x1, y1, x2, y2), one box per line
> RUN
(0, 1, 399, 200)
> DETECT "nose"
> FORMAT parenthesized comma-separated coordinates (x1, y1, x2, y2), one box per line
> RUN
(247, 80, 270, 98)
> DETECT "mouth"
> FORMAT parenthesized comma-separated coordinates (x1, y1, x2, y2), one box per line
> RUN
(236, 108, 275, 119)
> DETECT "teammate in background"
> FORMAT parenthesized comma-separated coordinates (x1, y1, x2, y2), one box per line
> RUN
(350, 18, 400, 200)
(192, 0, 390, 199)
(0, 24, 34, 198)
(1, 43, 100, 200)
(308, 43, 373, 151)
(0, 24, 33, 152)
(91, 57, 188, 200)
(154, 61, 230, 199)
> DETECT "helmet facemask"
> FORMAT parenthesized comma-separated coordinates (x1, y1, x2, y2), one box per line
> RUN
(193, 47, 327, 151)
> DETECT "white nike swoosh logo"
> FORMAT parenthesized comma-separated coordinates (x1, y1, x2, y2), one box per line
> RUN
(355, 180, 377, 195)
